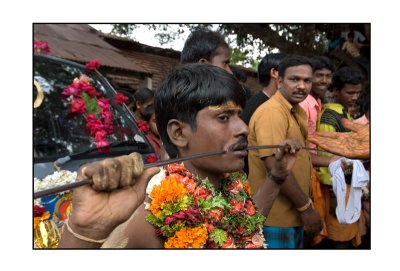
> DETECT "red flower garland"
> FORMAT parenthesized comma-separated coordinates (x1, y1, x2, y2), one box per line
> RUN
(34, 40, 50, 54)
(61, 59, 128, 153)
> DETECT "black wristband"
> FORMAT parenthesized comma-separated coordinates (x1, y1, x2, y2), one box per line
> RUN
(268, 171, 287, 185)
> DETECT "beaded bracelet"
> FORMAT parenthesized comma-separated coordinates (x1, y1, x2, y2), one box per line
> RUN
(297, 198, 313, 212)
(65, 220, 108, 244)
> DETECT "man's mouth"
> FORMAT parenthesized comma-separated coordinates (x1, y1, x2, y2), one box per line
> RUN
(226, 138, 248, 155)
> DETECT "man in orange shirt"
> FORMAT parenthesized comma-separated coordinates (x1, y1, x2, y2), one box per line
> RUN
(248, 55, 338, 248)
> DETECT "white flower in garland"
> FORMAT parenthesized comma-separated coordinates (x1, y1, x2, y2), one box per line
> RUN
(34, 170, 77, 193)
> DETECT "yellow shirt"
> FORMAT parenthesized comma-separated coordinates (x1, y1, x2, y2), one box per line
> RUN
(316, 103, 352, 185)
(248, 91, 313, 227)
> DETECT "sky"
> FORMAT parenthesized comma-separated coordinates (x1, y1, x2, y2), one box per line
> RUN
(90, 24, 272, 68)
(90, 24, 189, 51)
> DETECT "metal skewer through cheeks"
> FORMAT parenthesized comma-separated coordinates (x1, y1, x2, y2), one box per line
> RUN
(33, 145, 330, 199)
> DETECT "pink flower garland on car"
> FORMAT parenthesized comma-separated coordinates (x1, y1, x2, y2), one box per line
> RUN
(34, 40, 51, 54)
(61, 59, 129, 153)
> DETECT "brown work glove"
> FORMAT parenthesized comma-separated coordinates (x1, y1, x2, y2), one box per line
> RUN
(308, 119, 370, 160)
(66, 153, 160, 241)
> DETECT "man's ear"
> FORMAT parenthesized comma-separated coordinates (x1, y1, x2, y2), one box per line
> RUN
(270, 68, 279, 79)
(167, 119, 189, 149)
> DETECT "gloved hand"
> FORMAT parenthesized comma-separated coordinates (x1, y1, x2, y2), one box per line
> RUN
(308, 119, 369, 160)
(62, 153, 159, 243)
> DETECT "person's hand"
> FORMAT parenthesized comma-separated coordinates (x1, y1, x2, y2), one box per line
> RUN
(300, 207, 324, 237)
(270, 139, 302, 178)
(67, 152, 160, 240)
(308, 119, 369, 160)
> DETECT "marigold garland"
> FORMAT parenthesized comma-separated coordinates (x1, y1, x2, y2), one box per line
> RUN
(164, 226, 208, 248)
(146, 163, 266, 249)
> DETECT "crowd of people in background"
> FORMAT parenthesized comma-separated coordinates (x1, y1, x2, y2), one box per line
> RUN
(60, 26, 370, 249)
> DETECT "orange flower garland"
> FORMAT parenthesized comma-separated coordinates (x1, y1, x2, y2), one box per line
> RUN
(146, 164, 266, 249)
(149, 176, 188, 217)
(164, 226, 208, 248)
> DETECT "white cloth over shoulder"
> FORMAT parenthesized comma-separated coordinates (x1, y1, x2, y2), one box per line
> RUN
(144, 167, 166, 209)
(328, 158, 369, 224)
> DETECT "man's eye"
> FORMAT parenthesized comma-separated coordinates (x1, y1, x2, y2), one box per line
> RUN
(218, 115, 229, 121)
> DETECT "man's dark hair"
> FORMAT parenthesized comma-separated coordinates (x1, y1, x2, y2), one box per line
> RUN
(330, 66, 364, 91)
(311, 56, 335, 73)
(181, 30, 229, 64)
(277, 54, 314, 78)
(143, 104, 155, 123)
(232, 67, 247, 83)
(132, 87, 154, 110)
(155, 63, 246, 158)
(258, 53, 286, 87)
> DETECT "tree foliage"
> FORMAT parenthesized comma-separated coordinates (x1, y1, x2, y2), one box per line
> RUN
(111, 23, 369, 69)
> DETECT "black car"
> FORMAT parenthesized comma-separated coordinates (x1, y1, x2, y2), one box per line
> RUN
(34, 54, 156, 189)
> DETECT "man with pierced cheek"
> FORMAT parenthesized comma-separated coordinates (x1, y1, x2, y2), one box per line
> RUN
(59, 64, 302, 248)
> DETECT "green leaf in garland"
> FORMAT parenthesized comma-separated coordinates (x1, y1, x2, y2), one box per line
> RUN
(209, 228, 228, 246)
(161, 221, 185, 238)
(161, 195, 192, 216)
(81, 92, 101, 116)
(146, 213, 164, 228)
(199, 193, 229, 211)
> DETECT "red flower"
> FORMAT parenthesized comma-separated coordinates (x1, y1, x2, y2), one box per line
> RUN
(222, 236, 236, 248)
(62, 85, 81, 97)
(206, 207, 224, 224)
(34, 40, 50, 54)
(96, 139, 110, 153)
(205, 222, 214, 233)
(137, 120, 149, 134)
(85, 59, 100, 70)
(34, 205, 46, 217)
(86, 114, 104, 135)
(79, 81, 100, 97)
(193, 187, 212, 203)
(182, 177, 197, 193)
(94, 130, 107, 142)
(97, 98, 110, 110)
(244, 243, 259, 249)
(245, 200, 256, 216)
(229, 198, 245, 214)
(70, 98, 86, 114)
(114, 93, 129, 105)
(165, 164, 189, 175)
(146, 154, 158, 163)
(227, 178, 243, 194)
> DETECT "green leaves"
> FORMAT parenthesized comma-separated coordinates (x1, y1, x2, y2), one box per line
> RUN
(198, 193, 229, 212)
(81, 92, 100, 116)
(146, 213, 163, 228)
(161, 195, 192, 216)
(209, 229, 227, 246)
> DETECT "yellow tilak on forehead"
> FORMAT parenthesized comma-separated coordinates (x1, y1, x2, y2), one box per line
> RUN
(208, 101, 241, 111)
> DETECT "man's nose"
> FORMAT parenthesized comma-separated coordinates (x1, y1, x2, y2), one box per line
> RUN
(297, 80, 306, 89)
(236, 116, 249, 137)
(321, 76, 329, 84)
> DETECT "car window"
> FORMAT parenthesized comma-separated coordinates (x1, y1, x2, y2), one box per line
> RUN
(33, 56, 152, 161)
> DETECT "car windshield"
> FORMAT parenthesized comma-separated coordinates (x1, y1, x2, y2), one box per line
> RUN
(34, 55, 152, 161)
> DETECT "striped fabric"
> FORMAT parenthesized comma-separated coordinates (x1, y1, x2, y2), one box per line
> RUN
(262, 226, 304, 249)
(319, 108, 350, 132)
